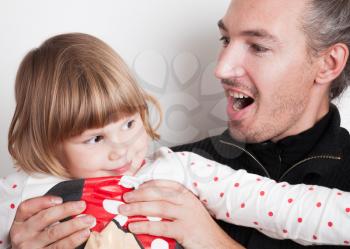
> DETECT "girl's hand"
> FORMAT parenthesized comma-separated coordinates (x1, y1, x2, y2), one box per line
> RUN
(9, 195, 95, 249)
(119, 180, 245, 249)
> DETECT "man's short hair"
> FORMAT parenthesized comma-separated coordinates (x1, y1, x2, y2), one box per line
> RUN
(302, 0, 350, 99)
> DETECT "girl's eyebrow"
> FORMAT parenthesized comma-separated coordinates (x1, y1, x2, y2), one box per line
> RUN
(80, 128, 104, 137)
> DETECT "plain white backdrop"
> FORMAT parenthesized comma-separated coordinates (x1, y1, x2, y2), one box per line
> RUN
(1, 0, 350, 176)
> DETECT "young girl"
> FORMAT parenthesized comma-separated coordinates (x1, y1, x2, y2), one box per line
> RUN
(1, 33, 349, 248)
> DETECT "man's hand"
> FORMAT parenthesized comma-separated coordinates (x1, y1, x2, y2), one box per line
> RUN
(9, 195, 95, 249)
(119, 180, 244, 249)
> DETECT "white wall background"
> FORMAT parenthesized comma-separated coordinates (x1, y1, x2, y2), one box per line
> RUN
(1, 0, 350, 177)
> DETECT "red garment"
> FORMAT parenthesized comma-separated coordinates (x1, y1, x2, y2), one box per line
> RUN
(80, 176, 177, 249)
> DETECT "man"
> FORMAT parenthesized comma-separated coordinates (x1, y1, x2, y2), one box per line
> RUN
(118, 0, 350, 248)
(8, 0, 350, 248)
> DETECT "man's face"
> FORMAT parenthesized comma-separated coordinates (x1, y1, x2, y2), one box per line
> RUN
(216, 0, 320, 143)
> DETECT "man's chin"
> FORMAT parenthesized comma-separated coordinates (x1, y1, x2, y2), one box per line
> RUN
(228, 124, 266, 144)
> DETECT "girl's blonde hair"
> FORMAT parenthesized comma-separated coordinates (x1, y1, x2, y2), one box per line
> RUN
(8, 33, 161, 178)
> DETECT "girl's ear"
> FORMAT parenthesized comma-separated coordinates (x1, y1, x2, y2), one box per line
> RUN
(315, 43, 349, 85)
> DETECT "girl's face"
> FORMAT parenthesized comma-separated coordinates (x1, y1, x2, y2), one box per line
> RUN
(58, 113, 150, 178)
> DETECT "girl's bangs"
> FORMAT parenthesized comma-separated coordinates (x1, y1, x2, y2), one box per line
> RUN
(57, 75, 147, 139)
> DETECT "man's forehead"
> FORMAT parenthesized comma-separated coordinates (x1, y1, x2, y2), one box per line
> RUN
(220, 0, 307, 40)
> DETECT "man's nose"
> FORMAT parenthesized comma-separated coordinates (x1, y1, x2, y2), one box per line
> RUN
(214, 45, 246, 80)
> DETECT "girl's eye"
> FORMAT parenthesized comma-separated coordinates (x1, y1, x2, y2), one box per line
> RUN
(85, 135, 104, 144)
(219, 36, 230, 47)
(122, 120, 136, 130)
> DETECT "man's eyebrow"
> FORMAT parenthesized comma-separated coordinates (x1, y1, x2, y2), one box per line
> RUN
(218, 21, 279, 43)
(240, 29, 279, 43)
(217, 19, 227, 32)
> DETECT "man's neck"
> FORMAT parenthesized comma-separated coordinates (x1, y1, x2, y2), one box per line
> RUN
(271, 95, 330, 143)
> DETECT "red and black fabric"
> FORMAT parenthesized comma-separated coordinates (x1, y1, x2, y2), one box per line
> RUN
(45, 176, 183, 249)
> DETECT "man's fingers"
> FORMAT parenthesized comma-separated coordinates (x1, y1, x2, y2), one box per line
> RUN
(119, 201, 179, 219)
(28, 200, 87, 232)
(13, 195, 63, 223)
(38, 215, 95, 246)
(124, 181, 190, 205)
(128, 221, 182, 242)
(123, 187, 182, 205)
(139, 180, 187, 191)
(10, 200, 89, 248)
(44, 228, 90, 249)
(10, 196, 64, 246)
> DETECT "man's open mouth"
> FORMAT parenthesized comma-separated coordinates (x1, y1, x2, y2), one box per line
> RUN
(228, 90, 255, 111)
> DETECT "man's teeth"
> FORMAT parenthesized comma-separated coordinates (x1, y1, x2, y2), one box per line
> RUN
(228, 90, 254, 111)
(229, 91, 249, 99)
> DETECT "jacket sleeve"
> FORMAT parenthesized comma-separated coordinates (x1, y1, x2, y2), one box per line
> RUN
(136, 147, 350, 246)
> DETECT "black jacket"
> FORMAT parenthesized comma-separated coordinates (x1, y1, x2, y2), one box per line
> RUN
(172, 105, 350, 249)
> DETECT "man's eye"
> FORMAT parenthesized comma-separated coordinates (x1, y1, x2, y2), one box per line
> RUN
(85, 136, 104, 144)
(219, 36, 230, 47)
(122, 120, 136, 130)
(250, 44, 269, 54)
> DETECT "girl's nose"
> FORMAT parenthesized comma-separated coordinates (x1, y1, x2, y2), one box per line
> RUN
(108, 146, 127, 161)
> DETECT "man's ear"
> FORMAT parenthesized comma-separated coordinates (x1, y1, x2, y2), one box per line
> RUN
(315, 43, 349, 85)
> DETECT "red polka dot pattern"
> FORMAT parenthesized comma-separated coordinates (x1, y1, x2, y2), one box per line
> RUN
(80, 176, 178, 249)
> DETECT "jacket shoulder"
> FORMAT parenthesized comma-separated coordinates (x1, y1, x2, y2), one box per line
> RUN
(171, 134, 222, 160)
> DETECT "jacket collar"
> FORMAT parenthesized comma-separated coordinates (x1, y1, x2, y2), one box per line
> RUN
(217, 104, 347, 179)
